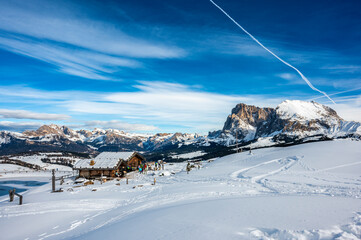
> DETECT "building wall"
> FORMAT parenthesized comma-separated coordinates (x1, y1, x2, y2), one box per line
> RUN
(79, 170, 90, 178)
(128, 155, 143, 168)
(79, 169, 116, 178)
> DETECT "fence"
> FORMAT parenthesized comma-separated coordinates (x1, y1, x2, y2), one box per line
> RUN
(0, 169, 75, 176)
(0, 159, 41, 170)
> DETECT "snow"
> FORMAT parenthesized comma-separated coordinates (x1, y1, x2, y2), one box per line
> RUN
(74, 152, 134, 169)
(9, 155, 73, 171)
(0, 139, 360, 240)
(276, 100, 332, 121)
(247, 137, 274, 148)
(0, 164, 30, 172)
(0, 136, 11, 145)
(171, 151, 206, 159)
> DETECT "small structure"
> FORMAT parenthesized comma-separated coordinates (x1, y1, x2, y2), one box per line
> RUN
(73, 152, 145, 179)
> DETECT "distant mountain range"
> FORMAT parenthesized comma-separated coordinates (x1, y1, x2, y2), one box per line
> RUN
(0, 100, 360, 159)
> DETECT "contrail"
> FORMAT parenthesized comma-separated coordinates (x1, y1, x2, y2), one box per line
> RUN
(209, 0, 336, 104)
(310, 86, 361, 101)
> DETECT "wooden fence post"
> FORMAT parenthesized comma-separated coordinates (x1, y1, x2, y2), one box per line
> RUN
(15, 193, 23, 205)
(9, 189, 15, 202)
(52, 169, 55, 192)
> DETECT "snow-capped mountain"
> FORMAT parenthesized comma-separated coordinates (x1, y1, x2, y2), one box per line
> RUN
(0, 124, 203, 155)
(211, 100, 361, 146)
(0, 100, 359, 156)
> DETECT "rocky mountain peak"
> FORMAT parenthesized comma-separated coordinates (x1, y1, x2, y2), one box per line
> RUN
(218, 100, 360, 145)
(224, 103, 275, 130)
(23, 124, 61, 137)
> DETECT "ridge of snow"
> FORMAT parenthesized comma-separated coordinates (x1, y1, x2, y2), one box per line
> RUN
(276, 100, 332, 121)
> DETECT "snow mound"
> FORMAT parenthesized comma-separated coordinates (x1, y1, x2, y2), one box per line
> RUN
(276, 100, 337, 121)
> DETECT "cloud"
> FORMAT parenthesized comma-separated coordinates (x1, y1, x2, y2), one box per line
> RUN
(0, 121, 43, 131)
(0, 82, 359, 133)
(277, 73, 295, 81)
(81, 120, 157, 132)
(0, 34, 142, 80)
(63, 81, 284, 132)
(0, 109, 70, 120)
(332, 103, 361, 122)
(0, 82, 255, 132)
(0, 0, 185, 79)
(320, 65, 361, 74)
(0, 85, 104, 101)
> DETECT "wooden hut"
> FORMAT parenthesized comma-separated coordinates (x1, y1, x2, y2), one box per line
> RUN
(73, 151, 145, 178)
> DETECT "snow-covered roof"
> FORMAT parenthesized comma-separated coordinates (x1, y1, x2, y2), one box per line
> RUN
(74, 151, 136, 170)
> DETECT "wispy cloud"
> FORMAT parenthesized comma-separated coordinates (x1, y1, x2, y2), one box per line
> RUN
(276, 72, 306, 85)
(0, 0, 185, 80)
(0, 121, 43, 131)
(320, 64, 361, 74)
(0, 109, 70, 120)
(0, 82, 280, 132)
(331, 96, 361, 122)
(0, 34, 141, 80)
(64, 81, 252, 130)
(80, 120, 157, 132)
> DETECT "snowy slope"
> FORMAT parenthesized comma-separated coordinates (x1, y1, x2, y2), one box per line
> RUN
(276, 100, 336, 121)
(0, 139, 360, 240)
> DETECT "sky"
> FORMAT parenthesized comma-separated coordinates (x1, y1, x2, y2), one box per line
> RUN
(0, 0, 360, 134)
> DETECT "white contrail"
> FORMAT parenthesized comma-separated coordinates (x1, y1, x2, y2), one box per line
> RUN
(310, 86, 361, 101)
(209, 0, 336, 104)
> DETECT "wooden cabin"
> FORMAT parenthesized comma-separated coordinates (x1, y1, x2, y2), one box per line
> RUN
(73, 151, 145, 179)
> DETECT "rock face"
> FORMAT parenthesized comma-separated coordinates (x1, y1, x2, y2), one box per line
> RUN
(222, 103, 280, 141)
(215, 100, 360, 146)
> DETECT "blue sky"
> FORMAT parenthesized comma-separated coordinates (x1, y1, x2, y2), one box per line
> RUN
(0, 0, 360, 133)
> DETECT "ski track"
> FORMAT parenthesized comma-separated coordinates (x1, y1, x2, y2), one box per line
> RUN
(230, 158, 283, 179)
(230, 156, 299, 183)
(315, 161, 361, 173)
(251, 157, 298, 183)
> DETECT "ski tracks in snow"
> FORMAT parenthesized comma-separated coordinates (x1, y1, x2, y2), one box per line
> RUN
(229, 156, 301, 194)
(230, 156, 300, 183)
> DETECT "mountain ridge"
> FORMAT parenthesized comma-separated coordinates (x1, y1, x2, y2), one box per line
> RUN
(0, 100, 360, 157)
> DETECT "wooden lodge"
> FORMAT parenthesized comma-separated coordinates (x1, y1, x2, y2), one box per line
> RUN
(73, 152, 145, 179)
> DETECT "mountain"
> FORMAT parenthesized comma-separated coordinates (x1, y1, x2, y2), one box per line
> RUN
(0, 100, 360, 157)
(0, 124, 204, 156)
(211, 100, 361, 147)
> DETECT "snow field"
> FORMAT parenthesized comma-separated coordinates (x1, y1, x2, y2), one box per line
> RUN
(0, 139, 360, 239)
